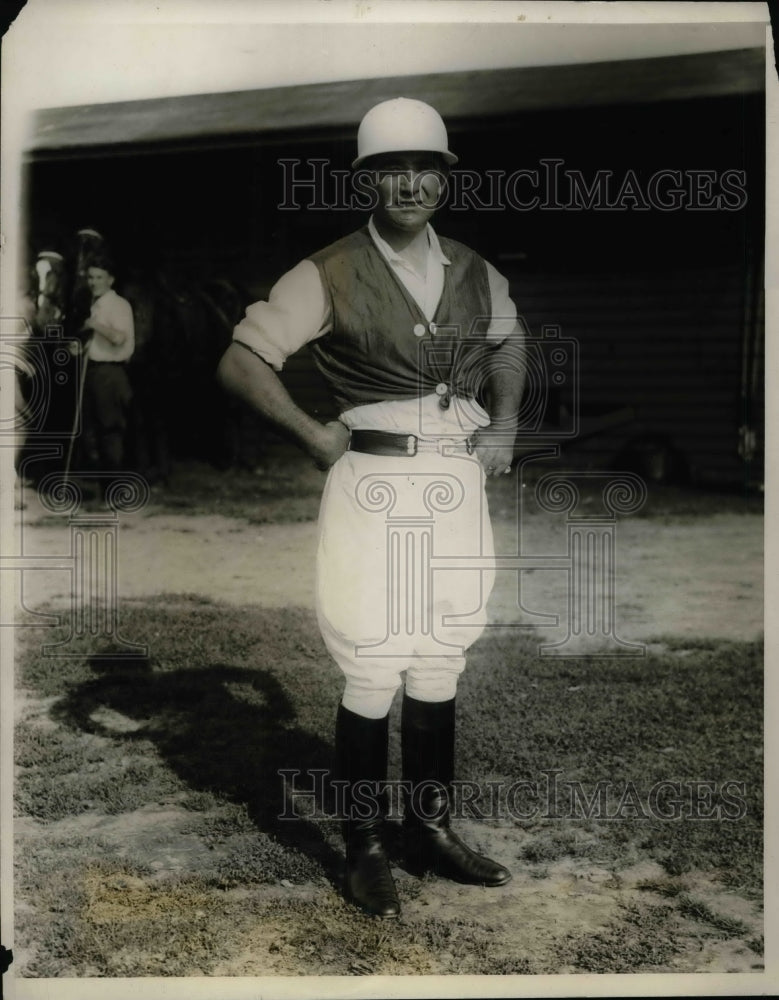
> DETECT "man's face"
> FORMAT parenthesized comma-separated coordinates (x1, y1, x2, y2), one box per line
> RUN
(367, 152, 447, 235)
(86, 267, 114, 298)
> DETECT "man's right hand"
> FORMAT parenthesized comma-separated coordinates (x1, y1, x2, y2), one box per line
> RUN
(310, 420, 350, 470)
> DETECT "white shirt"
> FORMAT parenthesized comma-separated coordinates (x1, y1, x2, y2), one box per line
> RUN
(233, 219, 519, 434)
(367, 215, 449, 322)
(87, 289, 135, 363)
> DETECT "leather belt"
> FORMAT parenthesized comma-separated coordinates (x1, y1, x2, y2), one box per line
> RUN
(349, 429, 474, 457)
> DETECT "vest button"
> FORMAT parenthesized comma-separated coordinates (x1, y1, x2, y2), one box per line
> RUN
(435, 382, 448, 396)
(429, 322, 437, 335)
(413, 323, 425, 337)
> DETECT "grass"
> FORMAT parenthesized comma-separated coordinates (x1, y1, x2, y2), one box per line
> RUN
(675, 894, 750, 938)
(15, 720, 185, 820)
(557, 901, 682, 973)
(636, 876, 687, 898)
(14, 597, 763, 976)
(459, 631, 763, 894)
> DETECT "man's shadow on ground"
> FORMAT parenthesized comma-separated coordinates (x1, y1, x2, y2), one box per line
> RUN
(51, 654, 344, 885)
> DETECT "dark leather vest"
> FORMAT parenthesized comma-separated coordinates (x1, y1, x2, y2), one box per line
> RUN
(308, 227, 492, 412)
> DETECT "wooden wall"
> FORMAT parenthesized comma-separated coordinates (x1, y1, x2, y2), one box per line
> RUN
(504, 264, 756, 484)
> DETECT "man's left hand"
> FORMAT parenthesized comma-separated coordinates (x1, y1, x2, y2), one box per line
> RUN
(471, 428, 514, 477)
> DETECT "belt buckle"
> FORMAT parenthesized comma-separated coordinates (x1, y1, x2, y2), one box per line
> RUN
(406, 434, 418, 456)
(466, 436, 475, 455)
(436, 437, 457, 455)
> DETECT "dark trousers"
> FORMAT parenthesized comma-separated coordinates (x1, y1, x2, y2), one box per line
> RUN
(82, 363, 132, 471)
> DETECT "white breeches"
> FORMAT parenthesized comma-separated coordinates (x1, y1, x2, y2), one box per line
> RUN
(315, 448, 496, 719)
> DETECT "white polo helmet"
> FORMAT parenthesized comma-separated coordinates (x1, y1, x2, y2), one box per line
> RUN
(352, 97, 458, 168)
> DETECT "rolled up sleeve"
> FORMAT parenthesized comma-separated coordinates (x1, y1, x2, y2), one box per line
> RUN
(484, 261, 519, 343)
(232, 260, 330, 371)
(90, 292, 135, 361)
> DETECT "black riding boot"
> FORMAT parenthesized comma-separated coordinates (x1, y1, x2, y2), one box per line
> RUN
(401, 693, 511, 886)
(335, 704, 400, 918)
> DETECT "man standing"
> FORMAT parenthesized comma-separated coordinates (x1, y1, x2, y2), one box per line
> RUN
(218, 98, 525, 918)
(80, 258, 135, 482)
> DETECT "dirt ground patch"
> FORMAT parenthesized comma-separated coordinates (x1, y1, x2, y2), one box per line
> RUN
(14, 492, 763, 645)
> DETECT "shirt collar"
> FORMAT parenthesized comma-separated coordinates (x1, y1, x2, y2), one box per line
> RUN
(368, 216, 451, 268)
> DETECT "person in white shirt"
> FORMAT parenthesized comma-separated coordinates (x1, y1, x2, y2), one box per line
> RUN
(218, 98, 525, 918)
(80, 259, 135, 475)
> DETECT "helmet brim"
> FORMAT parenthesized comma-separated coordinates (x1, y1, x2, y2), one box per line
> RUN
(351, 149, 458, 170)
